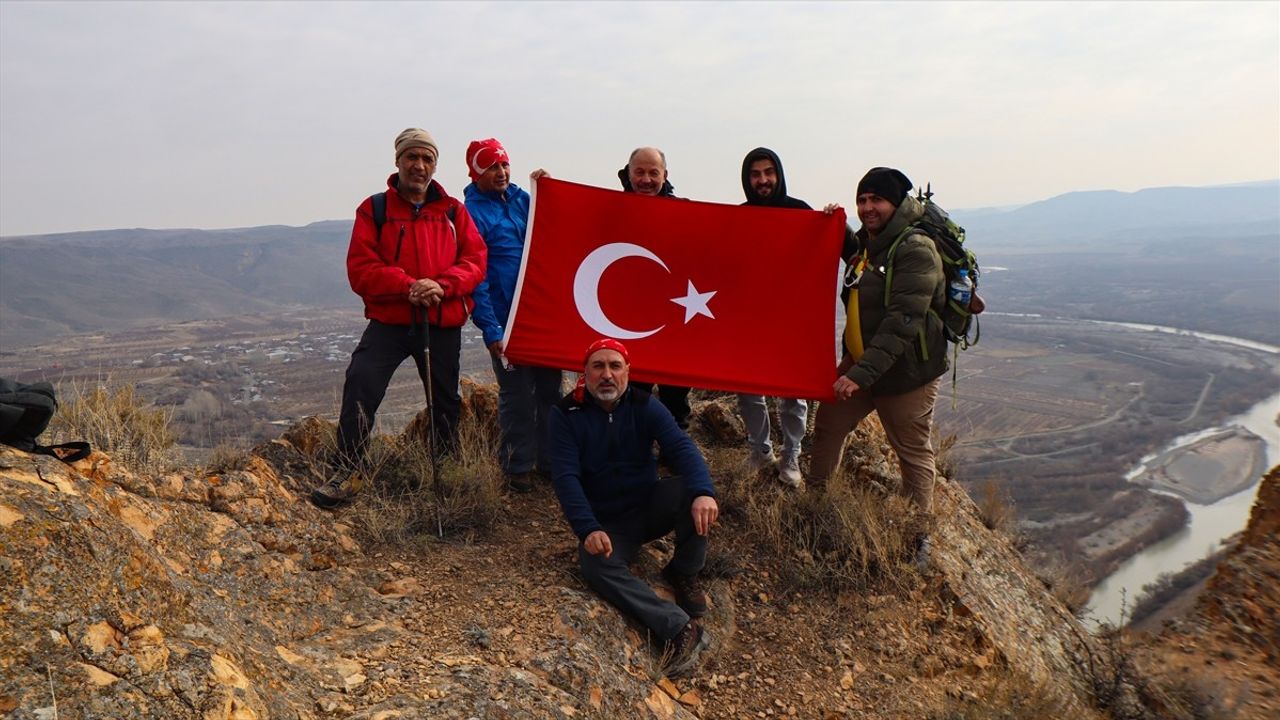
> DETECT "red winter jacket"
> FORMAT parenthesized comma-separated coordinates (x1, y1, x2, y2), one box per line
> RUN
(346, 175, 487, 328)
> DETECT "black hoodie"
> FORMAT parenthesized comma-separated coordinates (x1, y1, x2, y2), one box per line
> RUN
(740, 147, 811, 209)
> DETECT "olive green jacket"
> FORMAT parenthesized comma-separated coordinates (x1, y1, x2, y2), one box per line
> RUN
(842, 195, 948, 396)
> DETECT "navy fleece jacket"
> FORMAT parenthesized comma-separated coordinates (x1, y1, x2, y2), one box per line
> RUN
(549, 388, 714, 540)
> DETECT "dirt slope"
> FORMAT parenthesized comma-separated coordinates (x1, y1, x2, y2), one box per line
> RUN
(1, 401, 1208, 719)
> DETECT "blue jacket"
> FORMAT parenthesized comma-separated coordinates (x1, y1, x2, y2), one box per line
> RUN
(464, 182, 531, 346)
(549, 388, 715, 540)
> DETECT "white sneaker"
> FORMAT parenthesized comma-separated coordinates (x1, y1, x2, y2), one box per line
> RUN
(778, 457, 803, 488)
(746, 450, 776, 475)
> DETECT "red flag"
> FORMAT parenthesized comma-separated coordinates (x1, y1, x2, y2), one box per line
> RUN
(503, 177, 846, 399)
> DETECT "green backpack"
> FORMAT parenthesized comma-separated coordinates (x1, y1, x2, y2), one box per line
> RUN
(884, 184, 982, 350)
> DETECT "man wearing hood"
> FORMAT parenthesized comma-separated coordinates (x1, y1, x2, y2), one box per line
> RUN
(465, 138, 564, 494)
(736, 148, 813, 487)
(616, 147, 693, 429)
(810, 167, 947, 517)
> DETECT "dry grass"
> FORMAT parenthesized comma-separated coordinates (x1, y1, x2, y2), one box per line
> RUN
(204, 442, 255, 474)
(977, 479, 1016, 534)
(928, 667, 1072, 719)
(1063, 620, 1241, 720)
(719, 450, 926, 594)
(49, 379, 176, 473)
(344, 407, 505, 545)
(1034, 550, 1095, 617)
(935, 431, 959, 481)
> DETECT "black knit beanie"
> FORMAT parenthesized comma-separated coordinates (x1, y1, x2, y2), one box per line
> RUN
(856, 167, 913, 206)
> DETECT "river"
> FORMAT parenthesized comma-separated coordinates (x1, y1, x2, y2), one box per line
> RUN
(1085, 322, 1280, 628)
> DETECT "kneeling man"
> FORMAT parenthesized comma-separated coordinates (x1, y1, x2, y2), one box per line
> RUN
(549, 339, 718, 676)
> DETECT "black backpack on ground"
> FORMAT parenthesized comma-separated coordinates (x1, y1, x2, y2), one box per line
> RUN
(0, 378, 91, 462)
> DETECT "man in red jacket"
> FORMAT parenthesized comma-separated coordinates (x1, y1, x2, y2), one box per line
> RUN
(312, 128, 487, 509)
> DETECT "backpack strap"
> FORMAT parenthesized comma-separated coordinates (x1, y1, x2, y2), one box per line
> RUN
(370, 192, 387, 236)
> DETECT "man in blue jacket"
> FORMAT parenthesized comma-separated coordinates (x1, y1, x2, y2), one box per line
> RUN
(465, 138, 564, 493)
(549, 338, 718, 676)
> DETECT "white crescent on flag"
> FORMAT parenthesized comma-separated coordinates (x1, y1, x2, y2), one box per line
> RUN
(572, 242, 718, 339)
(572, 242, 668, 340)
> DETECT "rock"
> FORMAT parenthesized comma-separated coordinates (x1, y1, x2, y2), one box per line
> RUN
(657, 677, 681, 698)
(78, 662, 121, 686)
(690, 401, 743, 447)
(376, 578, 423, 597)
(677, 689, 702, 707)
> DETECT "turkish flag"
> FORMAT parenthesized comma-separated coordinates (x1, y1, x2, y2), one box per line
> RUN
(503, 177, 846, 399)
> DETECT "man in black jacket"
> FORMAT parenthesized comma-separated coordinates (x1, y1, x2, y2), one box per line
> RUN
(616, 147, 693, 429)
(735, 148, 813, 487)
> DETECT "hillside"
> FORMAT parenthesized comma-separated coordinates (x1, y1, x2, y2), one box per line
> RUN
(0, 221, 351, 348)
(4, 388, 1272, 718)
(955, 181, 1280, 249)
(1136, 466, 1280, 717)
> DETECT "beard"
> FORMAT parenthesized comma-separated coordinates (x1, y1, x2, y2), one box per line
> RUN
(593, 384, 621, 402)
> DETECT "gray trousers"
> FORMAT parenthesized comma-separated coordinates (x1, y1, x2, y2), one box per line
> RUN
(491, 355, 563, 475)
(578, 476, 706, 643)
(736, 394, 808, 462)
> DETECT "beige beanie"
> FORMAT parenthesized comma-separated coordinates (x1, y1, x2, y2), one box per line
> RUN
(394, 128, 438, 162)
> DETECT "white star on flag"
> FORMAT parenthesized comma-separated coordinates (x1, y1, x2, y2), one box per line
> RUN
(670, 280, 716, 324)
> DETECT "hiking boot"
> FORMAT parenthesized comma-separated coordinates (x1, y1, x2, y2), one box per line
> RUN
(745, 449, 775, 475)
(778, 456, 803, 489)
(505, 472, 534, 494)
(914, 534, 933, 571)
(310, 471, 365, 510)
(664, 621, 710, 678)
(663, 567, 708, 618)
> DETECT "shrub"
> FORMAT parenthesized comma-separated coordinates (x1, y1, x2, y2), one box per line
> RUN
(204, 442, 254, 474)
(1068, 621, 1238, 720)
(50, 380, 176, 472)
(1033, 551, 1094, 617)
(977, 479, 1016, 534)
(345, 406, 505, 545)
(935, 431, 959, 481)
(928, 668, 1071, 719)
(1128, 550, 1223, 625)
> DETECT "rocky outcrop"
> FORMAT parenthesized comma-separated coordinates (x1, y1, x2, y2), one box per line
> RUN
(2, 410, 1130, 719)
(1134, 466, 1280, 720)
(930, 479, 1100, 712)
(0, 442, 701, 719)
(1200, 466, 1279, 654)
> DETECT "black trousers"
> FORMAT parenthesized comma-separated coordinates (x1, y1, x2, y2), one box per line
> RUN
(336, 320, 461, 470)
(655, 384, 692, 430)
(578, 476, 706, 642)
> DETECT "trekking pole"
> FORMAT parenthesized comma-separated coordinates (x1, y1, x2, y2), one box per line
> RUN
(412, 305, 445, 538)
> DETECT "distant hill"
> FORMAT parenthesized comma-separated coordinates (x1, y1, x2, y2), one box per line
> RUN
(1, 181, 1277, 350)
(954, 181, 1279, 251)
(0, 220, 352, 348)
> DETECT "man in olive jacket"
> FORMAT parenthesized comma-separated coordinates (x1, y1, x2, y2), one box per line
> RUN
(809, 167, 947, 513)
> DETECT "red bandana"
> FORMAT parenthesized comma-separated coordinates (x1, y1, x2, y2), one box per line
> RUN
(573, 338, 630, 401)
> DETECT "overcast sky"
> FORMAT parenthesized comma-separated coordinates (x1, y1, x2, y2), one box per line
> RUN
(1, 1, 1276, 236)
